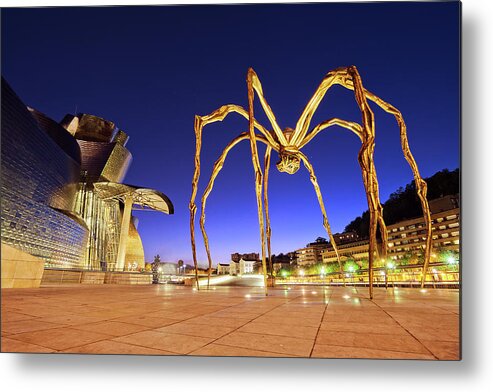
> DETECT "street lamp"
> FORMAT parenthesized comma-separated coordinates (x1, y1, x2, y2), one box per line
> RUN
(384, 261, 395, 289)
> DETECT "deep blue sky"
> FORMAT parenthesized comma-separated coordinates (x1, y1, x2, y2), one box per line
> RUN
(2, 2, 460, 266)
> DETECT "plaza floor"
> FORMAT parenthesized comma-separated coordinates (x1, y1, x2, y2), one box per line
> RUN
(1, 284, 460, 360)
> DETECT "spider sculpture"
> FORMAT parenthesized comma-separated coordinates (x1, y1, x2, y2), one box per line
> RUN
(189, 67, 432, 299)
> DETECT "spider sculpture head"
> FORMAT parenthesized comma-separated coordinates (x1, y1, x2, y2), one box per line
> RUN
(276, 151, 300, 174)
(274, 127, 300, 174)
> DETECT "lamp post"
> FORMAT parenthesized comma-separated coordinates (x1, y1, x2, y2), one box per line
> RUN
(386, 261, 395, 289)
(347, 265, 354, 285)
(320, 266, 326, 285)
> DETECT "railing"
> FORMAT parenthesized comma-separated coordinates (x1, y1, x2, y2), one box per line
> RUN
(43, 266, 151, 273)
(276, 263, 460, 289)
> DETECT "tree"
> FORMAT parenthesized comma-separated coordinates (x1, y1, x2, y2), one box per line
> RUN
(152, 254, 161, 272)
(151, 254, 161, 284)
(343, 260, 359, 273)
(344, 168, 459, 238)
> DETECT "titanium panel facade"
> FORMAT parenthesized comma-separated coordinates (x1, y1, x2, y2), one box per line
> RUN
(125, 217, 145, 271)
(2, 79, 173, 272)
(1, 79, 88, 267)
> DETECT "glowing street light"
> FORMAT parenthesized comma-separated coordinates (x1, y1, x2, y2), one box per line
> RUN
(298, 269, 305, 277)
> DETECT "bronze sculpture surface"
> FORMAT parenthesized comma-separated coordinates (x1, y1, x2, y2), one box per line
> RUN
(190, 67, 432, 299)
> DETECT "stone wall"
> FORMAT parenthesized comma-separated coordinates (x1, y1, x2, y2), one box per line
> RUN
(104, 272, 152, 285)
(81, 271, 106, 284)
(1, 243, 45, 288)
(39, 268, 152, 286)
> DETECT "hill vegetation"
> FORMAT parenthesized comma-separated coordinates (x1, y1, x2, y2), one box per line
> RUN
(344, 168, 459, 238)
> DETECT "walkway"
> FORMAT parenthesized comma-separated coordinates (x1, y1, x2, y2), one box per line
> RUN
(1, 284, 459, 359)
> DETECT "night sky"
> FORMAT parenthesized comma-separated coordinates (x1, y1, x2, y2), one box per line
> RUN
(1, 2, 460, 266)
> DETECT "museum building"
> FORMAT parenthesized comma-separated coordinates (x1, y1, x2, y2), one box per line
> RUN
(1, 78, 173, 275)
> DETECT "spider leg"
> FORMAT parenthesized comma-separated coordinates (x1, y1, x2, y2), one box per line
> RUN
(299, 112, 384, 298)
(190, 105, 277, 289)
(297, 66, 397, 298)
(199, 133, 274, 289)
(291, 67, 349, 145)
(338, 73, 432, 289)
(298, 152, 346, 286)
(263, 146, 274, 283)
(247, 68, 270, 295)
(356, 138, 381, 299)
(248, 68, 289, 146)
(300, 117, 364, 148)
(346, 67, 390, 299)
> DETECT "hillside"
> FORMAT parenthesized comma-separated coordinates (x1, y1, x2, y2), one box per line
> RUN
(344, 168, 460, 238)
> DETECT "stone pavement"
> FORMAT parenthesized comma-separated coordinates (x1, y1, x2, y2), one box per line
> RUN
(1, 284, 460, 359)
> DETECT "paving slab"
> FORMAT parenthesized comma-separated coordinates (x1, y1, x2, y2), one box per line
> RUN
(1, 284, 459, 359)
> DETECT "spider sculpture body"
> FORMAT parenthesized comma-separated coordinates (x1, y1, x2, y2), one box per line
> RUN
(189, 66, 432, 299)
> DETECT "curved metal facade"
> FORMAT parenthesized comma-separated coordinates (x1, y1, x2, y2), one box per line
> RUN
(1, 79, 88, 267)
(2, 78, 173, 272)
(125, 217, 145, 270)
(78, 140, 132, 183)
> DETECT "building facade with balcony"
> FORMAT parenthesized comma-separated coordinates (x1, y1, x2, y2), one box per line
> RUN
(296, 237, 330, 266)
(229, 258, 256, 275)
(321, 239, 373, 265)
(217, 263, 230, 275)
(320, 194, 460, 266)
(387, 195, 460, 261)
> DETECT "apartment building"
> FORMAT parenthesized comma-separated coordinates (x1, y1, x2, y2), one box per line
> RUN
(387, 195, 459, 260)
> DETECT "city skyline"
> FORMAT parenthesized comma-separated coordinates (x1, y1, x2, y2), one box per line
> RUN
(1, 3, 460, 264)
